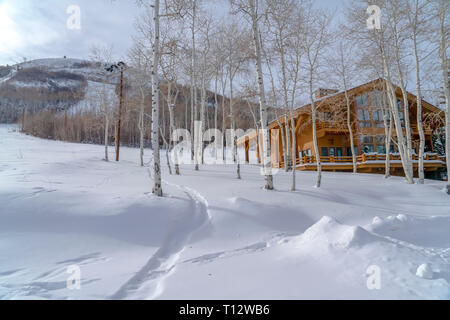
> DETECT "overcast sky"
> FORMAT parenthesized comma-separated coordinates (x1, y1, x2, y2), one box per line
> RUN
(0, 0, 343, 66)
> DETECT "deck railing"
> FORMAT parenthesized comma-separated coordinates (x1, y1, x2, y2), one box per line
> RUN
(410, 124, 433, 134)
(289, 153, 444, 166)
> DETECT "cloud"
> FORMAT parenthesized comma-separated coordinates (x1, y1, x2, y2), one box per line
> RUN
(0, 0, 139, 65)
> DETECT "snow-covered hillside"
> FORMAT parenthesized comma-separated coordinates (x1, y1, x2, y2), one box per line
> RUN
(0, 58, 119, 123)
(18, 58, 113, 83)
(1, 125, 450, 300)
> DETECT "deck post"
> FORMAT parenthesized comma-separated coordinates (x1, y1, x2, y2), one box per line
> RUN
(245, 140, 250, 163)
(256, 131, 261, 164)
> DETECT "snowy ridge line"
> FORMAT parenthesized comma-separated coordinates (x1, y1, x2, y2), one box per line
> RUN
(110, 176, 211, 300)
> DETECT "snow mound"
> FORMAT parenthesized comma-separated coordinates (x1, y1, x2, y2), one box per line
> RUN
(368, 214, 450, 248)
(295, 216, 380, 250)
(416, 263, 434, 280)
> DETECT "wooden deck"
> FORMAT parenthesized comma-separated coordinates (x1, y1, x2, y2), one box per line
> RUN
(275, 154, 446, 173)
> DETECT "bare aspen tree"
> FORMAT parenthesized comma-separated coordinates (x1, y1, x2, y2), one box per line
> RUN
(266, 0, 299, 172)
(189, 0, 199, 167)
(129, 42, 152, 167)
(221, 21, 249, 167)
(386, 1, 414, 180)
(197, 15, 213, 167)
(346, 0, 414, 184)
(302, 8, 330, 188)
(262, 45, 286, 170)
(231, 0, 274, 190)
(379, 35, 415, 184)
(406, 0, 429, 184)
(329, 42, 358, 174)
(381, 1, 415, 184)
(90, 45, 115, 162)
(220, 64, 229, 162)
(160, 19, 184, 175)
(211, 32, 226, 160)
(250, 0, 274, 189)
(151, 0, 163, 196)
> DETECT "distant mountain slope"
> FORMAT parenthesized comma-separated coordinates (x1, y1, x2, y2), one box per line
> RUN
(0, 58, 118, 123)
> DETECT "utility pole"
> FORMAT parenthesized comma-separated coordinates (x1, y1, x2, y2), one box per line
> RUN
(106, 61, 127, 162)
(116, 67, 124, 162)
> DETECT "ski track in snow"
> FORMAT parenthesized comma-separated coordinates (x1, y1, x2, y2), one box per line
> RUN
(111, 180, 211, 300)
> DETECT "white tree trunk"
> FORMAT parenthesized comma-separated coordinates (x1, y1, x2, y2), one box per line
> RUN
(280, 48, 291, 171)
(139, 89, 145, 167)
(200, 76, 206, 166)
(285, 116, 291, 171)
(229, 74, 236, 164)
(151, 0, 162, 197)
(413, 31, 425, 184)
(103, 83, 109, 162)
(310, 79, 321, 188)
(384, 108, 393, 179)
(249, 0, 274, 190)
(190, 0, 197, 163)
(214, 75, 219, 159)
(344, 88, 357, 174)
(168, 83, 180, 175)
(291, 113, 297, 191)
(379, 32, 414, 184)
(394, 55, 414, 179)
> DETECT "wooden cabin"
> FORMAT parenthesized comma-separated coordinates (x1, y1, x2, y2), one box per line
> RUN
(237, 79, 446, 179)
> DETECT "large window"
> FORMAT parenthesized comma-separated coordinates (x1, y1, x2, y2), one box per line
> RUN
(301, 149, 311, 157)
(321, 147, 344, 157)
(376, 135, 386, 154)
(357, 93, 371, 128)
(347, 147, 357, 157)
(397, 99, 406, 128)
(357, 93, 368, 108)
(357, 91, 395, 129)
(361, 135, 374, 154)
(360, 135, 395, 154)
(358, 109, 371, 128)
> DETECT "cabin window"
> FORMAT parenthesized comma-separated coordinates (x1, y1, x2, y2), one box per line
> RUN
(356, 94, 368, 108)
(347, 147, 357, 156)
(361, 135, 373, 144)
(321, 147, 343, 157)
(376, 135, 385, 154)
(329, 148, 335, 157)
(358, 109, 371, 128)
(372, 109, 384, 128)
(373, 110, 383, 121)
(377, 145, 386, 154)
(357, 93, 372, 128)
(361, 135, 374, 154)
(370, 90, 384, 108)
(301, 149, 311, 157)
(358, 110, 370, 121)
(397, 99, 406, 128)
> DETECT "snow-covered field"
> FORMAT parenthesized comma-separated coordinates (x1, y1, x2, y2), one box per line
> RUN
(1, 124, 450, 300)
